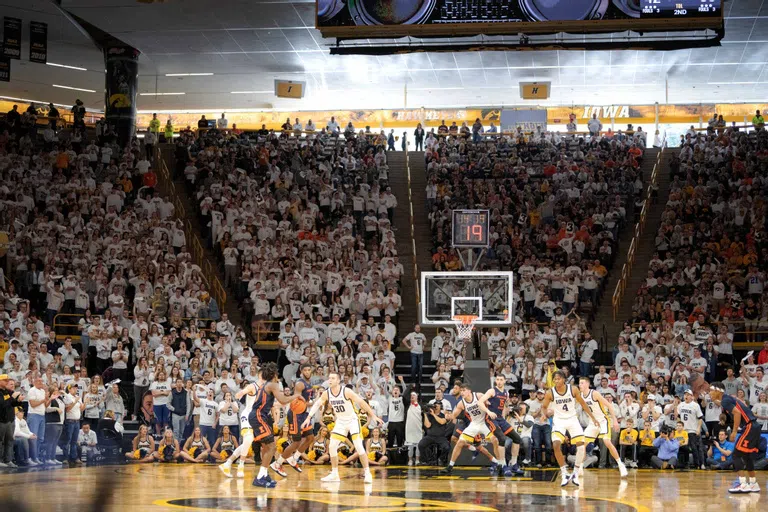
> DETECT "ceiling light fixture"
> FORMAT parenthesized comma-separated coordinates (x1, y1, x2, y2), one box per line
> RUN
(47, 62, 88, 71)
(165, 73, 214, 77)
(52, 84, 96, 93)
(139, 92, 186, 96)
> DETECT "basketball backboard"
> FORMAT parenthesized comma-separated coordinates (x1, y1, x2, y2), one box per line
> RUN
(420, 271, 514, 326)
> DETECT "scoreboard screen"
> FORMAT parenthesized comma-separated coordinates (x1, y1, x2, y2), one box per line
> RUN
(452, 210, 490, 248)
(317, 0, 722, 38)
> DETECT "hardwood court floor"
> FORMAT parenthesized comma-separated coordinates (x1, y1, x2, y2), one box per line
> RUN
(0, 464, 765, 512)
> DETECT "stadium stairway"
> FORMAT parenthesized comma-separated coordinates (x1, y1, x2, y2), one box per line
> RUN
(387, 151, 434, 333)
(156, 145, 243, 330)
(388, 150, 439, 397)
(593, 148, 672, 348)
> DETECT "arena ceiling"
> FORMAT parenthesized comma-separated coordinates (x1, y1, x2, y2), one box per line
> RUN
(2, 0, 768, 113)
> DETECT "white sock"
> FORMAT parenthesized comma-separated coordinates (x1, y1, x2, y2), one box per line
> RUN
(258, 467, 268, 479)
(491, 458, 499, 465)
(365, 468, 371, 474)
(468, 446, 477, 452)
(275, 456, 285, 465)
(238, 460, 244, 468)
(511, 455, 518, 465)
(561, 465, 568, 473)
(289, 452, 300, 464)
(449, 461, 455, 467)
(749, 477, 756, 484)
(739, 476, 747, 485)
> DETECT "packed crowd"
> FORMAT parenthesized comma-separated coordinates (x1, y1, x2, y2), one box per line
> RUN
(0, 106, 233, 467)
(424, 125, 646, 323)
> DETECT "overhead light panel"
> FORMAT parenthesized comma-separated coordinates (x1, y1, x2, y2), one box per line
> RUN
(140, 92, 186, 96)
(47, 62, 88, 71)
(52, 84, 96, 93)
(165, 73, 214, 77)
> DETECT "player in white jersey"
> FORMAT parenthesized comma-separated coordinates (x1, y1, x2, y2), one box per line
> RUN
(578, 377, 627, 477)
(219, 377, 263, 478)
(303, 372, 382, 483)
(442, 383, 503, 474)
(540, 371, 599, 487)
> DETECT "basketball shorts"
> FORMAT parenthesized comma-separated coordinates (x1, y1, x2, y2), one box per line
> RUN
(460, 421, 492, 443)
(551, 416, 585, 444)
(584, 419, 611, 442)
(331, 416, 362, 442)
(288, 410, 312, 439)
(454, 418, 470, 437)
(492, 418, 522, 443)
(249, 411, 275, 444)
(735, 421, 761, 455)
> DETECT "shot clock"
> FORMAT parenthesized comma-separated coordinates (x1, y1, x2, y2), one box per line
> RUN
(452, 210, 490, 248)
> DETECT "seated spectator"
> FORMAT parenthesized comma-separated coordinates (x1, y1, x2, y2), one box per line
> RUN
(651, 427, 680, 469)
(77, 422, 98, 463)
(706, 429, 734, 469)
(13, 407, 37, 466)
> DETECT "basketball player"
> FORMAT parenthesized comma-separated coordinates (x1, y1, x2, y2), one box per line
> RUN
(539, 371, 599, 487)
(219, 372, 263, 478)
(271, 364, 315, 476)
(480, 375, 525, 476)
(577, 377, 627, 477)
(302, 372, 383, 483)
(708, 382, 761, 493)
(442, 383, 504, 474)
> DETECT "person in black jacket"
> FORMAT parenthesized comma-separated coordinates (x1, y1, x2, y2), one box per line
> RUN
(418, 401, 450, 465)
(168, 378, 188, 441)
(0, 375, 23, 467)
(414, 123, 425, 151)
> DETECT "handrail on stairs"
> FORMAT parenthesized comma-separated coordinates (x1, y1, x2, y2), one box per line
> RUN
(612, 137, 666, 322)
(153, 146, 228, 310)
(404, 151, 420, 307)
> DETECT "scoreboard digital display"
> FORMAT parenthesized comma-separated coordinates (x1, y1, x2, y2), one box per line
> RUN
(641, 0, 720, 17)
(452, 210, 490, 248)
(317, 0, 722, 38)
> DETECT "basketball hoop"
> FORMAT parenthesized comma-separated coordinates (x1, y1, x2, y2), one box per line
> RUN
(453, 314, 478, 342)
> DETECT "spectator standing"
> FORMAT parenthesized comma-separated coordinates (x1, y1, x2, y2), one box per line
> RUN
(587, 114, 602, 136)
(217, 113, 228, 130)
(579, 333, 598, 377)
(0, 375, 22, 466)
(44, 385, 64, 465)
(414, 123, 425, 151)
(402, 325, 426, 391)
(677, 389, 704, 469)
(169, 378, 188, 441)
(26, 377, 48, 464)
(63, 384, 85, 466)
(752, 110, 764, 130)
(144, 129, 157, 161)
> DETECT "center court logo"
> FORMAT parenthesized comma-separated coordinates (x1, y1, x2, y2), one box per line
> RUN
(160, 489, 639, 512)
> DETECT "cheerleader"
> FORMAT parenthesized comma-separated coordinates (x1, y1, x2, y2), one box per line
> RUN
(405, 390, 423, 465)
(302, 426, 330, 465)
(125, 425, 155, 463)
(365, 427, 389, 466)
(181, 426, 211, 463)
(154, 429, 181, 462)
(212, 426, 239, 462)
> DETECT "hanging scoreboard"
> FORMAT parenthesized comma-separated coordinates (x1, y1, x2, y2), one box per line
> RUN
(452, 209, 490, 248)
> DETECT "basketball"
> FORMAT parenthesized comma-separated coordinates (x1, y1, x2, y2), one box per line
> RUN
(290, 396, 307, 414)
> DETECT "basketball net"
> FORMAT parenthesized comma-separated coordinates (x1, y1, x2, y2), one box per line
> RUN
(453, 314, 478, 342)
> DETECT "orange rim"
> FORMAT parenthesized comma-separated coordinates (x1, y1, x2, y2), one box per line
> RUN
(453, 315, 478, 325)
